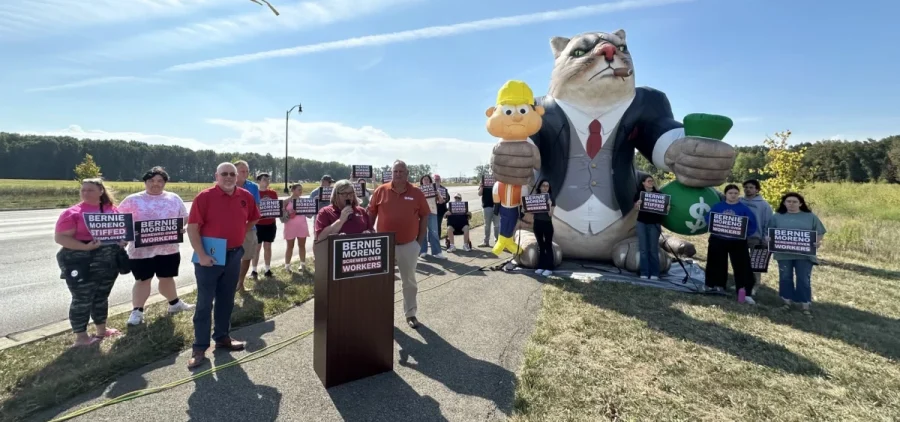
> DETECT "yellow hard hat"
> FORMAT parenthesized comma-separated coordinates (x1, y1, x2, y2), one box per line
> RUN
(496, 80, 534, 106)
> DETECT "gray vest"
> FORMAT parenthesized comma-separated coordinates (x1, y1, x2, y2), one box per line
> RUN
(555, 117, 620, 212)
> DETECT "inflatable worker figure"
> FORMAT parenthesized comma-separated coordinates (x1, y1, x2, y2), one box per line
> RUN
(485, 80, 543, 256)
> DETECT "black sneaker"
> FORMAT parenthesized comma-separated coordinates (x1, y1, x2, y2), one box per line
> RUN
(250, 271, 258, 280)
(264, 270, 273, 278)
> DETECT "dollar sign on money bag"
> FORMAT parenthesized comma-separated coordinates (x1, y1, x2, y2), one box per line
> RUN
(659, 113, 732, 235)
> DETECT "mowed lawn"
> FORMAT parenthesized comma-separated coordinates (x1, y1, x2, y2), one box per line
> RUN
(511, 182, 900, 422)
(0, 179, 474, 210)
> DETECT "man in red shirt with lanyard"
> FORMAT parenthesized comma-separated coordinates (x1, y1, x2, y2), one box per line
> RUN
(186, 162, 260, 369)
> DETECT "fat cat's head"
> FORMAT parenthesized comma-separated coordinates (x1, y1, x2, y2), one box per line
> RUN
(548, 30, 635, 107)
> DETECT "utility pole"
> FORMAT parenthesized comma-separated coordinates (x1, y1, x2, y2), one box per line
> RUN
(284, 104, 302, 193)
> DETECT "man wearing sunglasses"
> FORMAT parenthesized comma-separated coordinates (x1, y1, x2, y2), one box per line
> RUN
(185, 162, 260, 369)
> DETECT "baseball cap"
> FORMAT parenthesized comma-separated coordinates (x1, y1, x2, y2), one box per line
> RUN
(321, 175, 333, 182)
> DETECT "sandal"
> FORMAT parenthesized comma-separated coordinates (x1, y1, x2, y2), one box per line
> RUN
(93, 328, 123, 340)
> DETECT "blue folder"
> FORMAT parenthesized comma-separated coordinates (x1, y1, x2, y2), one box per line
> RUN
(191, 237, 227, 266)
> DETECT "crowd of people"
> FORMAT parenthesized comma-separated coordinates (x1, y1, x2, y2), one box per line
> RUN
(633, 177, 827, 315)
(51, 159, 826, 365)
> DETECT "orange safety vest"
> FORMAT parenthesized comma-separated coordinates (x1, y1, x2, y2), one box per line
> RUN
(496, 182, 522, 207)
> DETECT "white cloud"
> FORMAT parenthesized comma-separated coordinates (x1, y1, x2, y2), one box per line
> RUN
(0, 0, 224, 41)
(71, 0, 422, 63)
(165, 0, 694, 72)
(24, 76, 164, 93)
(21, 119, 495, 176)
(829, 134, 843, 141)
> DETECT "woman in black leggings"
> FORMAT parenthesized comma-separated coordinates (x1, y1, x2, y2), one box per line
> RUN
(529, 179, 556, 276)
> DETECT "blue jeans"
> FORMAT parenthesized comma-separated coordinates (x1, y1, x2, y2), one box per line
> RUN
(778, 259, 813, 304)
(193, 246, 244, 351)
(420, 214, 441, 255)
(637, 222, 661, 277)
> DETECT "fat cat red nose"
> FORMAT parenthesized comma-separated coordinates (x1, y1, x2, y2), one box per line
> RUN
(595, 44, 616, 62)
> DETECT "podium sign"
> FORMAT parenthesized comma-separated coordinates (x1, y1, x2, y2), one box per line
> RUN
(313, 232, 395, 388)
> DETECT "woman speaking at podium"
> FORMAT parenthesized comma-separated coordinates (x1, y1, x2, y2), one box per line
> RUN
(314, 179, 374, 240)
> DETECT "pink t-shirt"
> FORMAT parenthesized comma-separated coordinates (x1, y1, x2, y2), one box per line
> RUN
(117, 191, 189, 259)
(55, 202, 120, 242)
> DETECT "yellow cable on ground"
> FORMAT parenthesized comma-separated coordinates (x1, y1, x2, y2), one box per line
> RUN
(50, 256, 508, 422)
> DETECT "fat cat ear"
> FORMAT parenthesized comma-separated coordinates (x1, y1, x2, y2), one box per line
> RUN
(550, 36, 570, 59)
(613, 29, 626, 42)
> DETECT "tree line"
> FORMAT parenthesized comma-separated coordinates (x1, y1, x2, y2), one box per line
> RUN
(0, 132, 436, 183)
(633, 132, 900, 184)
(2, 131, 898, 184)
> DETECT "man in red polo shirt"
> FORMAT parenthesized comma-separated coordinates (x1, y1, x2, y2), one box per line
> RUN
(185, 162, 260, 369)
(367, 160, 430, 329)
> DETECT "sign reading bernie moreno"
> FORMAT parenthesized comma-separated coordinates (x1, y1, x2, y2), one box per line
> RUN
(768, 228, 817, 256)
(134, 217, 183, 248)
(639, 191, 670, 215)
(83, 213, 134, 243)
(708, 212, 748, 240)
(521, 193, 550, 213)
(332, 235, 390, 280)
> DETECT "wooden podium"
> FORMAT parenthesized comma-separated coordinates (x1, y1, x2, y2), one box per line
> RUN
(313, 231, 395, 388)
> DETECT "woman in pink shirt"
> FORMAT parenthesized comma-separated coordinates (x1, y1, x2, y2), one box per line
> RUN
(117, 167, 195, 327)
(54, 178, 125, 347)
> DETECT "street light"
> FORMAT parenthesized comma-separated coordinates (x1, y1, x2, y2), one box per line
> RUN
(284, 104, 302, 193)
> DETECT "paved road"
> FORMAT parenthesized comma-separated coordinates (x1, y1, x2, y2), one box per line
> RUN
(0, 186, 480, 338)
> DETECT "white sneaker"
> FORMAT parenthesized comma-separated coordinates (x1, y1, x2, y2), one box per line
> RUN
(649, 276, 659, 280)
(127, 310, 144, 326)
(168, 300, 195, 314)
(433, 253, 446, 259)
(464, 244, 472, 252)
(744, 297, 756, 305)
(448, 245, 456, 252)
(419, 253, 427, 258)
(542, 270, 553, 276)
(534, 269, 543, 274)
(284, 264, 292, 273)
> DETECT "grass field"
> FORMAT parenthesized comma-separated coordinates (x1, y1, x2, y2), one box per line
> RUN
(0, 179, 475, 210)
(510, 182, 900, 421)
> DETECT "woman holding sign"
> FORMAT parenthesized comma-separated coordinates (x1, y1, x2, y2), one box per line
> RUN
(282, 183, 311, 272)
(530, 179, 557, 276)
(703, 184, 759, 304)
(765, 192, 827, 317)
(54, 178, 125, 347)
(117, 167, 194, 327)
(417, 175, 445, 259)
(632, 175, 669, 280)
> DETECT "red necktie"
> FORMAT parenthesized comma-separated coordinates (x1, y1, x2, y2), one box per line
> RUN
(586, 119, 603, 159)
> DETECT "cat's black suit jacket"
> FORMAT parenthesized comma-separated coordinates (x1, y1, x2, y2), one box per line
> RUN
(529, 86, 684, 216)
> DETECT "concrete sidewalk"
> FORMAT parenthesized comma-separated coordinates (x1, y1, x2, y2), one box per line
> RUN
(38, 225, 544, 422)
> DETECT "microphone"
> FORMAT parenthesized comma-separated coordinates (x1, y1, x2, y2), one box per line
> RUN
(345, 199, 353, 219)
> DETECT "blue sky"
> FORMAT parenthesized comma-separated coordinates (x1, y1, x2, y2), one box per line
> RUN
(0, 0, 896, 176)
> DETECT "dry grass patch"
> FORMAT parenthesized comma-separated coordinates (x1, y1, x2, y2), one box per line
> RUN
(511, 182, 900, 422)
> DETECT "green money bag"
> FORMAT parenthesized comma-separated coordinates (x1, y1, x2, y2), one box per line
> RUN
(659, 113, 732, 235)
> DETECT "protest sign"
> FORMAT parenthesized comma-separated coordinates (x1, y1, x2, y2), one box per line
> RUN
(768, 228, 817, 256)
(332, 235, 390, 280)
(708, 212, 748, 239)
(293, 198, 318, 216)
(449, 201, 468, 215)
(439, 186, 449, 202)
(134, 217, 183, 248)
(639, 191, 670, 215)
(353, 183, 363, 197)
(382, 171, 392, 183)
(749, 246, 772, 273)
(83, 213, 134, 243)
(352, 165, 373, 179)
(259, 198, 283, 219)
(482, 175, 495, 187)
(522, 193, 550, 213)
(420, 183, 436, 198)
(319, 186, 333, 202)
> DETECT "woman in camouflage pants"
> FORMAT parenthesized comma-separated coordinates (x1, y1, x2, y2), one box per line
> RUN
(54, 179, 125, 347)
